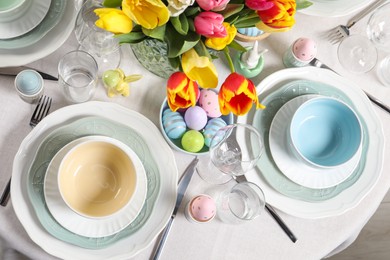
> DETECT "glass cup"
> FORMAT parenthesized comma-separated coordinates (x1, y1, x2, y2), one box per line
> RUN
(74, 0, 121, 76)
(216, 181, 265, 224)
(58, 50, 98, 103)
(377, 55, 390, 87)
(197, 123, 264, 184)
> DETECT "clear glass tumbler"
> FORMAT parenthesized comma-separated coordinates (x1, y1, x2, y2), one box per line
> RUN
(58, 50, 98, 103)
(216, 181, 265, 224)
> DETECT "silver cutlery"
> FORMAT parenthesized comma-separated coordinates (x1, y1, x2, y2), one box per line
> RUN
(152, 157, 199, 260)
(0, 95, 52, 207)
(0, 66, 58, 81)
(235, 175, 297, 243)
(309, 58, 390, 114)
(328, 0, 387, 44)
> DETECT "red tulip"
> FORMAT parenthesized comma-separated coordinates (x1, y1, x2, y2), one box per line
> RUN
(218, 73, 265, 116)
(167, 72, 200, 111)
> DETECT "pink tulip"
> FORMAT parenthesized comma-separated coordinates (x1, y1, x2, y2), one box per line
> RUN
(245, 0, 274, 11)
(194, 12, 227, 38)
(196, 0, 229, 11)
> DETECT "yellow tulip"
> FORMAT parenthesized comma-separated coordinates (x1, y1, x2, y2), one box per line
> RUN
(94, 8, 133, 34)
(122, 0, 169, 29)
(205, 22, 237, 51)
(181, 48, 218, 89)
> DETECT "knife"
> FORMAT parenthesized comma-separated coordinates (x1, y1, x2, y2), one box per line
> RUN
(152, 157, 199, 260)
(0, 66, 58, 81)
(235, 175, 297, 243)
(309, 58, 390, 114)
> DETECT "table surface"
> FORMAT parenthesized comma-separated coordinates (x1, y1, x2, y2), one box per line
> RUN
(1, 2, 390, 260)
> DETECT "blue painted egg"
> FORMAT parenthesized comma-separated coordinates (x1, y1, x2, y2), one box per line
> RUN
(203, 118, 227, 147)
(162, 109, 187, 139)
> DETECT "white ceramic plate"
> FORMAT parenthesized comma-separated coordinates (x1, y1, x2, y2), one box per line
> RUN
(299, 0, 375, 17)
(269, 94, 362, 189)
(0, 0, 51, 39)
(44, 136, 148, 238)
(0, 0, 76, 67)
(11, 102, 178, 259)
(237, 67, 384, 219)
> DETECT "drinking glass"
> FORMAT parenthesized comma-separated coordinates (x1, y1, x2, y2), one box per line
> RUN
(337, 2, 390, 73)
(197, 124, 264, 184)
(58, 50, 98, 103)
(216, 181, 265, 224)
(74, 0, 121, 76)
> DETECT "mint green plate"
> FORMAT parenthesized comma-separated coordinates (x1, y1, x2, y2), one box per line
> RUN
(252, 79, 368, 202)
(27, 116, 160, 249)
(0, 0, 66, 49)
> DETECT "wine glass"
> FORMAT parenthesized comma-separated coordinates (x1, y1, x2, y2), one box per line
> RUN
(74, 0, 121, 77)
(197, 124, 264, 184)
(337, 2, 390, 74)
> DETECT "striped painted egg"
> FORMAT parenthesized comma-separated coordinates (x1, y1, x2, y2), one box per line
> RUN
(162, 109, 187, 139)
(238, 27, 264, 37)
(203, 118, 227, 147)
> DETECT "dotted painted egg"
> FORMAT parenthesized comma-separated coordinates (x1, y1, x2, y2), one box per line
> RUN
(189, 195, 216, 222)
(293, 38, 317, 61)
(203, 118, 227, 147)
(184, 106, 208, 130)
(162, 109, 187, 139)
(198, 89, 222, 118)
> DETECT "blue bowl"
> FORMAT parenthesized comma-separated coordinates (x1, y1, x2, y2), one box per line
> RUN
(289, 97, 362, 168)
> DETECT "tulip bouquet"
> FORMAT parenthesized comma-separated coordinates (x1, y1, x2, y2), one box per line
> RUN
(95, 0, 311, 116)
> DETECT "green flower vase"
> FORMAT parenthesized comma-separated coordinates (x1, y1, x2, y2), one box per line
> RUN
(131, 38, 178, 79)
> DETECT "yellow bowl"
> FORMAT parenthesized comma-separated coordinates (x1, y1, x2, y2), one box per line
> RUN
(58, 136, 138, 218)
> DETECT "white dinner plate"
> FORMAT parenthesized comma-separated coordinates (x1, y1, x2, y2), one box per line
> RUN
(299, 0, 375, 17)
(0, 0, 76, 67)
(269, 94, 362, 189)
(44, 136, 148, 238)
(0, 0, 51, 39)
(237, 67, 384, 219)
(11, 102, 178, 259)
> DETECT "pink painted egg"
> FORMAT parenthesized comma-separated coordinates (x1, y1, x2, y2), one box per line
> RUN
(189, 195, 216, 222)
(184, 106, 208, 130)
(198, 89, 222, 118)
(293, 38, 317, 61)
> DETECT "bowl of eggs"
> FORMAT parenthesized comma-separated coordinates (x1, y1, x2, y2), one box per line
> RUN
(160, 89, 234, 155)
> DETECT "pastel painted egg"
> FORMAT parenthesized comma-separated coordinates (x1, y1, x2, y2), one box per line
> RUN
(162, 109, 187, 139)
(184, 106, 208, 130)
(181, 130, 204, 153)
(198, 89, 222, 118)
(293, 38, 317, 61)
(189, 195, 216, 222)
(203, 118, 227, 147)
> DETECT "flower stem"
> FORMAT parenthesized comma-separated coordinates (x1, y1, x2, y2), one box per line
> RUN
(223, 47, 235, 73)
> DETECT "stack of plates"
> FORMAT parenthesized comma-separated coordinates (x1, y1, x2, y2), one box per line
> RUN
(299, 0, 376, 17)
(238, 67, 385, 219)
(11, 102, 178, 259)
(0, 0, 76, 67)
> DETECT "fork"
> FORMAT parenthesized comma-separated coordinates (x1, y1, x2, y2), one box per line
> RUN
(328, 0, 387, 44)
(0, 95, 52, 206)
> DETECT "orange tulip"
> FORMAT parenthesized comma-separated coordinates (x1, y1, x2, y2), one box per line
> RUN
(256, 0, 296, 32)
(218, 73, 265, 116)
(167, 72, 200, 111)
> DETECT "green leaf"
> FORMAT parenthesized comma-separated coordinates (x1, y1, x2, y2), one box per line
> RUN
(193, 41, 212, 60)
(296, 0, 313, 10)
(228, 40, 247, 52)
(102, 0, 122, 8)
(234, 16, 261, 28)
(142, 25, 166, 41)
(184, 7, 201, 17)
(115, 32, 146, 44)
(165, 26, 200, 58)
(168, 57, 181, 70)
(170, 14, 189, 35)
(218, 4, 245, 19)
